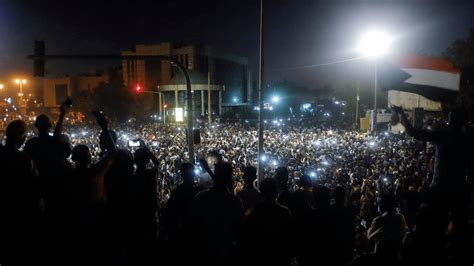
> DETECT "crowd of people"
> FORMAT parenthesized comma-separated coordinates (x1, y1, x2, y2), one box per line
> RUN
(0, 101, 473, 266)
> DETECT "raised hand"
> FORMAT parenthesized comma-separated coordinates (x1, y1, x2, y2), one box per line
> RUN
(92, 110, 108, 130)
(59, 97, 73, 114)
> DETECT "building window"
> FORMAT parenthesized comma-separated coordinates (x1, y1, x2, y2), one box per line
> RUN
(55, 84, 68, 106)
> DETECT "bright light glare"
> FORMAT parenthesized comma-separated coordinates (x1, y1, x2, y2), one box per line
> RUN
(369, 141, 376, 147)
(357, 30, 393, 57)
(261, 155, 267, 162)
(272, 160, 277, 166)
(233, 97, 238, 103)
(271, 95, 280, 103)
(310, 172, 316, 178)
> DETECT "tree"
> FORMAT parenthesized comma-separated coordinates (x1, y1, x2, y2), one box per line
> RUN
(94, 67, 141, 122)
(443, 28, 474, 120)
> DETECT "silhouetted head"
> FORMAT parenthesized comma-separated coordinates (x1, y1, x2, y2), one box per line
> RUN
(313, 185, 331, 208)
(213, 162, 233, 190)
(243, 166, 257, 187)
(259, 178, 278, 201)
(333, 186, 347, 206)
(72, 145, 91, 168)
(448, 107, 467, 130)
(134, 148, 151, 168)
(299, 174, 312, 189)
(378, 193, 396, 213)
(274, 166, 289, 189)
(57, 134, 72, 160)
(180, 163, 195, 184)
(99, 130, 117, 151)
(34, 114, 52, 134)
(6, 120, 27, 148)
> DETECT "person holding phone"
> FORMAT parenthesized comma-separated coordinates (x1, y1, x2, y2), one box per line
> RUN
(126, 139, 160, 264)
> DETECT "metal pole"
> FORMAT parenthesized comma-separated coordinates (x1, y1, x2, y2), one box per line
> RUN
(218, 90, 222, 116)
(257, 0, 265, 184)
(356, 80, 360, 129)
(163, 106, 166, 124)
(201, 89, 205, 116)
(208, 71, 211, 124)
(374, 62, 377, 111)
(372, 61, 377, 133)
(158, 91, 163, 116)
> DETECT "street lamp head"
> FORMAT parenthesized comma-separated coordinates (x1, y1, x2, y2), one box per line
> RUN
(0, 84, 3, 89)
(233, 97, 239, 103)
(357, 30, 393, 58)
(271, 95, 280, 103)
(15, 79, 20, 84)
(22, 79, 27, 84)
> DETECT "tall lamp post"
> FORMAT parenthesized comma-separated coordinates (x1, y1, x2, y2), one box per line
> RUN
(257, 0, 265, 184)
(356, 30, 392, 132)
(14, 78, 27, 113)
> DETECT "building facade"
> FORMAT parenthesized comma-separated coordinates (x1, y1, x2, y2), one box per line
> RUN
(43, 74, 108, 108)
(121, 43, 251, 117)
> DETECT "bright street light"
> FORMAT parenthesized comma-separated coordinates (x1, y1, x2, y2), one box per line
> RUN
(233, 97, 239, 103)
(356, 30, 393, 58)
(271, 95, 280, 103)
(0, 84, 3, 90)
(15, 79, 27, 85)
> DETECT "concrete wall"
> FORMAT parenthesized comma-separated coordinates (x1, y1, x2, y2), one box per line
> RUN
(388, 90, 441, 111)
(43, 77, 73, 108)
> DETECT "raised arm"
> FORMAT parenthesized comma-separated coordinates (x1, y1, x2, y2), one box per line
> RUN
(92, 110, 117, 154)
(138, 139, 160, 165)
(54, 98, 71, 137)
(91, 111, 117, 201)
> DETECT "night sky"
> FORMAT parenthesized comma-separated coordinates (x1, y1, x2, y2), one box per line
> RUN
(1, 0, 474, 90)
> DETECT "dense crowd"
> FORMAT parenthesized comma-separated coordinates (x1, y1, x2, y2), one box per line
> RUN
(0, 102, 472, 266)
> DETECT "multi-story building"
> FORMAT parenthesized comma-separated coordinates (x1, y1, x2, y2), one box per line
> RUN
(42, 73, 108, 108)
(121, 43, 252, 117)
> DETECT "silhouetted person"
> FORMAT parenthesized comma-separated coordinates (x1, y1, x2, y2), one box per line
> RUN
(329, 186, 356, 266)
(297, 185, 332, 266)
(412, 187, 449, 265)
(237, 166, 264, 215)
(368, 193, 408, 265)
(293, 174, 315, 216)
(275, 166, 295, 211)
(125, 145, 159, 265)
(0, 120, 39, 265)
(393, 105, 473, 263)
(162, 163, 200, 240)
(93, 111, 131, 265)
(189, 161, 244, 266)
(67, 144, 110, 266)
(244, 177, 292, 266)
(129, 147, 159, 239)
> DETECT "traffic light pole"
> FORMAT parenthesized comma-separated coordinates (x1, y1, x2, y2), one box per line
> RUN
(28, 52, 195, 164)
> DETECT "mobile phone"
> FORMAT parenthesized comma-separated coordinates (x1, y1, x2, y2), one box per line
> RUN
(128, 140, 140, 147)
(65, 97, 73, 108)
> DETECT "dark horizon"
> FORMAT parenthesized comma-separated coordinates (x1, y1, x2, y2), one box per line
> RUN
(1, 0, 473, 90)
